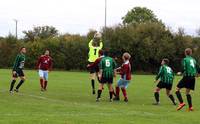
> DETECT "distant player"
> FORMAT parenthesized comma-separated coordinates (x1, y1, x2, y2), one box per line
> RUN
(9, 47, 26, 93)
(153, 58, 176, 105)
(36, 50, 53, 91)
(88, 33, 103, 94)
(114, 52, 131, 102)
(176, 48, 199, 111)
(96, 50, 117, 102)
(87, 50, 104, 82)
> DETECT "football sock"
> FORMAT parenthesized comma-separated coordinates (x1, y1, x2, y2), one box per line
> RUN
(44, 81, 48, 89)
(16, 80, 24, 90)
(109, 91, 113, 99)
(121, 88, 127, 99)
(169, 94, 176, 104)
(40, 79, 44, 88)
(9, 80, 16, 91)
(97, 90, 102, 99)
(91, 79, 95, 90)
(176, 91, 183, 103)
(154, 92, 159, 103)
(186, 94, 192, 108)
(115, 87, 120, 97)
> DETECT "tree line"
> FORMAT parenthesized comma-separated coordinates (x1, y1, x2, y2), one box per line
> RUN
(0, 7, 200, 73)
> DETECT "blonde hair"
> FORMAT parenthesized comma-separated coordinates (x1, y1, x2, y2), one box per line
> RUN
(123, 52, 131, 60)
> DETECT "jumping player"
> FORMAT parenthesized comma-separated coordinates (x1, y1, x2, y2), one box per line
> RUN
(9, 47, 26, 93)
(36, 49, 53, 91)
(153, 58, 176, 105)
(88, 33, 103, 94)
(87, 50, 104, 82)
(176, 48, 199, 111)
(114, 52, 131, 102)
(96, 50, 117, 102)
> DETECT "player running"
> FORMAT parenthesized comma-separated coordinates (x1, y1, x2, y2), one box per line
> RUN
(153, 58, 176, 105)
(114, 52, 131, 102)
(36, 49, 53, 91)
(88, 32, 103, 94)
(9, 47, 26, 93)
(176, 48, 199, 111)
(96, 50, 117, 102)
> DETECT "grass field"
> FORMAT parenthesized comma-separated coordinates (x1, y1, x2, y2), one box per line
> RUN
(0, 69, 200, 124)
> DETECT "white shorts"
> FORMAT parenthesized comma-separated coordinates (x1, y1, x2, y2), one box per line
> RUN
(39, 70, 48, 80)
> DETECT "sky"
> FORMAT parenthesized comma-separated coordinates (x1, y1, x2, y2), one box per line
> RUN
(0, 0, 199, 37)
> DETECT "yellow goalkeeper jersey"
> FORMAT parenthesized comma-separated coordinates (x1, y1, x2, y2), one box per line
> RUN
(88, 40, 103, 62)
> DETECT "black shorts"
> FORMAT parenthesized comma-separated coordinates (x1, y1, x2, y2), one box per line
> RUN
(88, 62, 96, 74)
(177, 76, 195, 90)
(13, 69, 25, 78)
(100, 77, 113, 84)
(157, 81, 172, 90)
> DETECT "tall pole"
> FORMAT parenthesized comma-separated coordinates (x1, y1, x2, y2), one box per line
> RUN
(13, 19, 18, 39)
(104, 0, 107, 43)
(105, 0, 107, 29)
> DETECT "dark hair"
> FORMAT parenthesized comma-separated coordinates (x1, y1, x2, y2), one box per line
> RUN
(104, 49, 109, 56)
(185, 48, 192, 56)
(20, 47, 25, 51)
(163, 58, 169, 65)
(98, 50, 104, 56)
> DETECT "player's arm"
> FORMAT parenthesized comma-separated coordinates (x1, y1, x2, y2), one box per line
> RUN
(87, 58, 100, 68)
(99, 41, 103, 49)
(49, 58, 53, 72)
(98, 60, 103, 79)
(36, 56, 41, 70)
(88, 40, 93, 48)
(12, 55, 20, 72)
(155, 66, 163, 82)
(113, 59, 117, 77)
(178, 59, 185, 75)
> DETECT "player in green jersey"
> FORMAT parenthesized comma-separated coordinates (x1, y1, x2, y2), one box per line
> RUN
(88, 32, 103, 95)
(9, 47, 26, 93)
(96, 50, 117, 102)
(176, 48, 199, 111)
(153, 58, 176, 105)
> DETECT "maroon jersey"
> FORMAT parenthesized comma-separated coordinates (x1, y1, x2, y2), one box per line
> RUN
(36, 55, 52, 71)
(118, 61, 131, 80)
(87, 56, 104, 72)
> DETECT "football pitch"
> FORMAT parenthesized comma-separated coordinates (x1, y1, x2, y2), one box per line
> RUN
(0, 69, 200, 124)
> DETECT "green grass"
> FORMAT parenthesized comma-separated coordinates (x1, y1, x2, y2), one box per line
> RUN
(0, 69, 200, 124)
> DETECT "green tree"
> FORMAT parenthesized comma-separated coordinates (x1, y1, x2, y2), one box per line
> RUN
(122, 7, 161, 25)
(23, 26, 58, 42)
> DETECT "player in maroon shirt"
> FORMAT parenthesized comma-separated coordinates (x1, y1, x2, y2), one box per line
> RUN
(36, 50, 53, 91)
(114, 52, 131, 102)
(87, 50, 104, 93)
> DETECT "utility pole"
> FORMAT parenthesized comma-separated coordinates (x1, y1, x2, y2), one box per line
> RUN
(104, 0, 107, 43)
(13, 19, 18, 39)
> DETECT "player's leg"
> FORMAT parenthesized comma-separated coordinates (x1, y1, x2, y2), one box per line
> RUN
(185, 76, 195, 111)
(9, 73, 17, 93)
(39, 70, 45, 91)
(108, 83, 114, 102)
(15, 76, 25, 92)
(166, 89, 176, 105)
(153, 87, 160, 105)
(176, 77, 186, 110)
(90, 72, 96, 94)
(43, 71, 48, 91)
(121, 80, 129, 102)
(186, 88, 193, 111)
(114, 79, 121, 101)
(14, 70, 26, 92)
(96, 83, 104, 102)
(176, 87, 185, 110)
